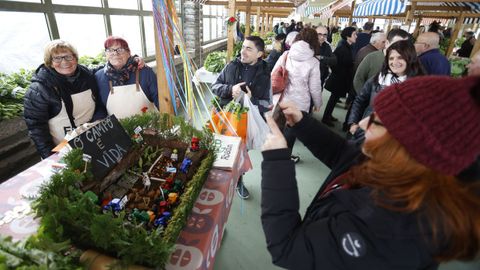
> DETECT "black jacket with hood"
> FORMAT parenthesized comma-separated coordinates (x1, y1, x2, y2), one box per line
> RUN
(23, 64, 107, 158)
(261, 114, 439, 270)
(211, 58, 271, 114)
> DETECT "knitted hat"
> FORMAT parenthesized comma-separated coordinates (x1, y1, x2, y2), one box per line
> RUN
(374, 75, 480, 175)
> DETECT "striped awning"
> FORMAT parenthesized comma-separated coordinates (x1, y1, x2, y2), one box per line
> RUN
(186, 0, 208, 4)
(353, 0, 407, 17)
(338, 17, 367, 23)
(441, 2, 480, 12)
(304, 0, 354, 18)
(420, 18, 449, 25)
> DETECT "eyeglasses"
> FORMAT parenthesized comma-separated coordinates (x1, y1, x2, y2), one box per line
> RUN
(105, 48, 127, 55)
(317, 33, 328, 37)
(52, 55, 75, 63)
(367, 113, 384, 129)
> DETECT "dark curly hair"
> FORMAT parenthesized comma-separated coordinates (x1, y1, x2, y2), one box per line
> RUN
(293, 28, 320, 51)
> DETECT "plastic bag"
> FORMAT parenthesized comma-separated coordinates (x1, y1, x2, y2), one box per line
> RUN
(242, 95, 270, 150)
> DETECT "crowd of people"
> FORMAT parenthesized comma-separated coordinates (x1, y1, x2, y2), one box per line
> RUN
(22, 18, 480, 270)
(212, 19, 480, 269)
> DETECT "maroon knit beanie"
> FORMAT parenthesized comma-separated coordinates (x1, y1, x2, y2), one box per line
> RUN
(374, 75, 480, 176)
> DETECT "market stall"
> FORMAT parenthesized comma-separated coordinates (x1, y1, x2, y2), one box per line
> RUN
(0, 120, 252, 270)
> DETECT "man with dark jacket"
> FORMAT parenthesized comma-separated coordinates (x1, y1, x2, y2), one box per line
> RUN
(457, 31, 476, 58)
(212, 35, 272, 199)
(352, 22, 374, 56)
(315, 26, 337, 87)
(414, 32, 450, 75)
(353, 32, 386, 73)
(322, 27, 357, 127)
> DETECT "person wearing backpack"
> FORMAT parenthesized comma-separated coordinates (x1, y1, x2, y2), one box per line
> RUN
(271, 28, 322, 163)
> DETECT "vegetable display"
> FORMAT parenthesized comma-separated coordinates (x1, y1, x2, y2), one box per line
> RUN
(204, 51, 227, 73)
(0, 69, 32, 121)
(450, 57, 470, 77)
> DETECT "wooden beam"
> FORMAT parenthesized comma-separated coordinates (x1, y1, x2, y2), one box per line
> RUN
(447, 13, 464, 57)
(256, 7, 260, 32)
(406, 1, 416, 26)
(226, 0, 236, 63)
(154, 0, 175, 115)
(245, 0, 252, 36)
(471, 32, 480, 58)
(412, 0, 473, 2)
(348, 0, 355, 26)
(414, 5, 470, 11)
(412, 16, 422, 40)
(236, 6, 292, 13)
(419, 12, 480, 18)
(204, 1, 294, 7)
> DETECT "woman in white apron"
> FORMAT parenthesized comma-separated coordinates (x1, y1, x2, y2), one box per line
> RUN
(95, 36, 159, 119)
(24, 40, 107, 158)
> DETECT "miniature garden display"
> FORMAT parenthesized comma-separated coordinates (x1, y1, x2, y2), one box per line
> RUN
(30, 112, 215, 269)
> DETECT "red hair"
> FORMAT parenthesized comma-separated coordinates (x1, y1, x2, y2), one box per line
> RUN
(345, 133, 480, 261)
(104, 36, 130, 52)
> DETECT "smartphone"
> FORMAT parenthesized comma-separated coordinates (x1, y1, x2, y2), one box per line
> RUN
(272, 104, 286, 131)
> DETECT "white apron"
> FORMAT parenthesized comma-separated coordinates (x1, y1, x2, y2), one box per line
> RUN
(106, 71, 157, 119)
(48, 89, 95, 145)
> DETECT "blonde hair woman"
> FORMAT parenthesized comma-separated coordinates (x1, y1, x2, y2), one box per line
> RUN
(24, 40, 107, 158)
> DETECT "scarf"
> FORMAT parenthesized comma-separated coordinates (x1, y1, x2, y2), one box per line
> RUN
(378, 72, 407, 88)
(105, 56, 138, 86)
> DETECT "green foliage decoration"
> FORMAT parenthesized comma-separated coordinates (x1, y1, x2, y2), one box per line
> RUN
(0, 69, 33, 121)
(78, 53, 106, 70)
(450, 57, 471, 77)
(233, 41, 242, 59)
(31, 113, 215, 268)
(439, 37, 450, 55)
(0, 235, 82, 269)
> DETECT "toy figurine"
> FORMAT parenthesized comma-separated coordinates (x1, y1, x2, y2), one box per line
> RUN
(154, 211, 172, 227)
(103, 196, 128, 215)
(171, 149, 178, 162)
(158, 201, 168, 214)
(101, 192, 113, 207)
(147, 210, 156, 222)
(190, 137, 200, 152)
(142, 172, 151, 190)
(84, 191, 98, 204)
(180, 158, 192, 173)
(172, 179, 183, 193)
(131, 208, 150, 223)
(168, 192, 178, 204)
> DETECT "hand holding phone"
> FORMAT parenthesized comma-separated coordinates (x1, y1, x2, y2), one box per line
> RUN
(272, 104, 286, 131)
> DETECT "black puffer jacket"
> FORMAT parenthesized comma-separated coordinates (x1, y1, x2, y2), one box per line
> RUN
(261, 115, 439, 270)
(211, 58, 271, 114)
(347, 76, 382, 126)
(324, 41, 354, 97)
(23, 64, 107, 158)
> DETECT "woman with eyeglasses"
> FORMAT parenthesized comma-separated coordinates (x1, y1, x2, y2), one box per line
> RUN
(95, 36, 159, 119)
(260, 75, 480, 269)
(347, 40, 425, 140)
(24, 39, 107, 159)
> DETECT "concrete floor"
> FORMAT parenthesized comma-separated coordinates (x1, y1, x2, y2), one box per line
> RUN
(212, 91, 480, 270)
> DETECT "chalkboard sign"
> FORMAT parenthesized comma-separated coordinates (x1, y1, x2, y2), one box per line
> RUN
(68, 115, 132, 180)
